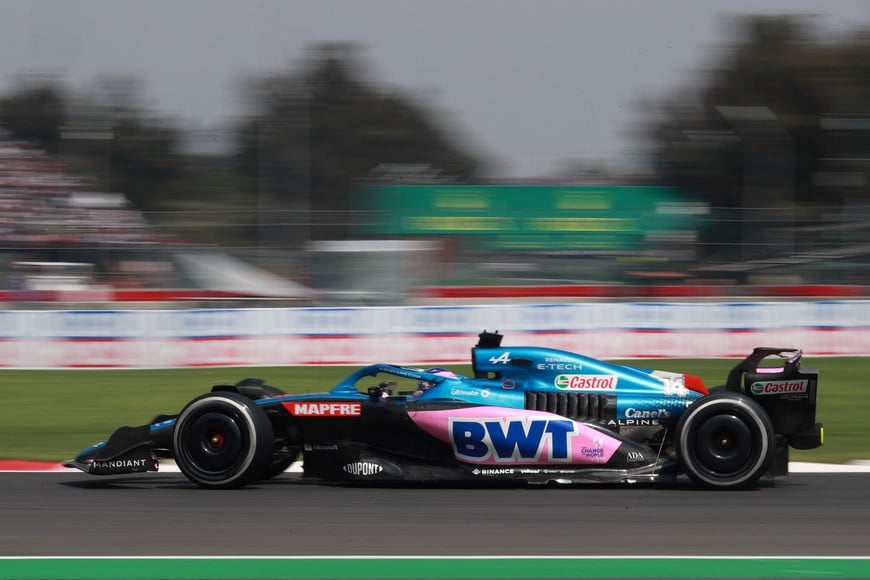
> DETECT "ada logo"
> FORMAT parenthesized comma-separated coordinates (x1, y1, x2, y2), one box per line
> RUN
(626, 451, 645, 463)
(554, 375, 617, 391)
(451, 418, 578, 463)
(284, 402, 362, 417)
(342, 462, 383, 476)
(750, 380, 809, 396)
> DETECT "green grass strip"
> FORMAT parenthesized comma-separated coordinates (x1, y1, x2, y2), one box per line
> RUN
(1, 556, 869, 579)
(4, 357, 867, 463)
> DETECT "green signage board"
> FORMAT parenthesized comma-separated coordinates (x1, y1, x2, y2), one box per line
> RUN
(364, 185, 697, 250)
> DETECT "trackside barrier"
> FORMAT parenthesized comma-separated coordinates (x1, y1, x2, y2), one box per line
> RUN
(0, 301, 868, 368)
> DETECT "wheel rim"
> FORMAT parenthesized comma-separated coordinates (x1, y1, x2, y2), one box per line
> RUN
(678, 396, 772, 487)
(177, 408, 249, 479)
(693, 414, 754, 474)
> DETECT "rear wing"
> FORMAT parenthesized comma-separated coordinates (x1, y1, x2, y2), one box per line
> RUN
(725, 347, 822, 451)
(725, 347, 802, 389)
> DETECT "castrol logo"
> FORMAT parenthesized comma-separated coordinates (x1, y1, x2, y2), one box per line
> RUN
(554, 374, 617, 391)
(750, 379, 808, 395)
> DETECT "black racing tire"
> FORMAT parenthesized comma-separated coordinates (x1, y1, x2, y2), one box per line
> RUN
(172, 392, 274, 489)
(676, 392, 774, 489)
(262, 454, 298, 480)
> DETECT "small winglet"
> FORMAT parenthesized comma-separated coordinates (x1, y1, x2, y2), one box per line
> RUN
(476, 330, 503, 348)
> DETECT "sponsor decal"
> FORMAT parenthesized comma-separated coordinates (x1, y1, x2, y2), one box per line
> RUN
(452, 418, 577, 463)
(448, 388, 491, 399)
(88, 456, 156, 474)
(554, 374, 617, 391)
(536, 362, 584, 371)
(609, 418, 660, 427)
(449, 388, 490, 398)
(750, 380, 809, 396)
(472, 467, 515, 476)
(449, 418, 616, 464)
(91, 458, 150, 470)
(303, 444, 339, 451)
(284, 402, 361, 417)
(626, 451, 645, 463)
(581, 437, 605, 459)
(342, 462, 383, 476)
(544, 357, 581, 365)
(411, 408, 621, 466)
(518, 468, 576, 475)
(393, 367, 430, 380)
(612, 408, 673, 426)
(488, 352, 512, 364)
(625, 407, 671, 420)
(502, 378, 516, 390)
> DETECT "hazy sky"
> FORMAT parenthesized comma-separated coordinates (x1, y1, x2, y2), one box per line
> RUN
(1, 0, 867, 177)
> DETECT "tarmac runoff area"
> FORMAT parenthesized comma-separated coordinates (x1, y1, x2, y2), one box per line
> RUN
(2, 459, 870, 473)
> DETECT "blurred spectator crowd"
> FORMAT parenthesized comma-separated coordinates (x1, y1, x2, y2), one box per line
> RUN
(0, 132, 182, 290)
(0, 134, 165, 247)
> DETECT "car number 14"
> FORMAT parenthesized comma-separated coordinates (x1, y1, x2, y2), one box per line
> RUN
(662, 377, 688, 397)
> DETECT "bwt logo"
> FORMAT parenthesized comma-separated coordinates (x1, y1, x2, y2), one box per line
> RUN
(449, 418, 578, 463)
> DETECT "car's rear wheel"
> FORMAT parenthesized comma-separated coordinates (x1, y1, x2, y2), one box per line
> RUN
(173, 392, 273, 489)
(676, 392, 774, 489)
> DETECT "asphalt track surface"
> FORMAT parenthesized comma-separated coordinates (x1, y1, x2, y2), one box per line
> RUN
(2, 471, 869, 558)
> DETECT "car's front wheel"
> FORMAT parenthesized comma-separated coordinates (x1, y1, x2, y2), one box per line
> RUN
(172, 392, 274, 489)
(676, 392, 774, 489)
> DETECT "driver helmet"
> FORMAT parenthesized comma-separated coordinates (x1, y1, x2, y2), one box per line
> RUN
(416, 367, 458, 392)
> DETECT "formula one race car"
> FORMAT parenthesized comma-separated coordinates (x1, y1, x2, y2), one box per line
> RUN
(65, 331, 823, 490)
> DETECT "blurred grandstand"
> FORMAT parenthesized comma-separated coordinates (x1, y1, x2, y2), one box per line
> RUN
(0, 135, 165, 284)
(4, 129, 870, 307)
(0, 134, 311, 303)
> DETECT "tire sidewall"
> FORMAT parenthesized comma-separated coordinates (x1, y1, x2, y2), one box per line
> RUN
(676, 392, 774, 489)
(173, 392, 273, 489)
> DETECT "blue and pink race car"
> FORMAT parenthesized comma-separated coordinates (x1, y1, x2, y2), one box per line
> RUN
(66, 331, 823, 489)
